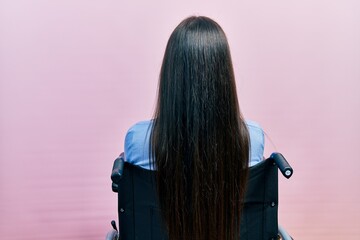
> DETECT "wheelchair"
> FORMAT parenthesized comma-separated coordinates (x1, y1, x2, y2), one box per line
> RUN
(106, 152, 294, 240)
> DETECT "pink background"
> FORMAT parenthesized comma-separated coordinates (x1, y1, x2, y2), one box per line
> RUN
(1, 0, 359, 239)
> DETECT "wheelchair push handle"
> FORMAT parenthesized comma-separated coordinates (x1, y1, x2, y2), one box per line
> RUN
(270, 152, 293, 179)
(111, 152, 125, 183)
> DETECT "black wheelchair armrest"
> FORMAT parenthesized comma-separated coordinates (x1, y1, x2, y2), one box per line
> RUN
(111, 153, 125, 192)
(270, 152, 293, 179)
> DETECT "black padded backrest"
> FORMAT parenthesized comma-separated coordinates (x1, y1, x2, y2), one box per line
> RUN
(117, 158, 278, 240)
(240, 159, 278, 240)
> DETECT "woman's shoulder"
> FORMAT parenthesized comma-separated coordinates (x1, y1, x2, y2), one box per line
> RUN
(245, 119, 264, 139)
(245, 119, 263, 131)
(125, 120, 152, 142)
(127, 120, 153, 131)
(124, 120, 153, 169)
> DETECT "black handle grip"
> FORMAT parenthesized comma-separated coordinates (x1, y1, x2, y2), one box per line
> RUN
(111, 152, 125, 183)
(270, 152, 293, 179)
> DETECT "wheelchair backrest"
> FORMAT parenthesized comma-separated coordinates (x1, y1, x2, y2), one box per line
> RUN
(113, 156, 282, 240)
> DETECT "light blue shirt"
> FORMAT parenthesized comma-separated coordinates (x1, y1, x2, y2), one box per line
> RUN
(124, 120, 264, 170)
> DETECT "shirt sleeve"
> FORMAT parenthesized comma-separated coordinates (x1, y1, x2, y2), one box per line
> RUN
(246, 120, 265, 167)
(123, 120, 153, 169)
(124, 127, 135, 164)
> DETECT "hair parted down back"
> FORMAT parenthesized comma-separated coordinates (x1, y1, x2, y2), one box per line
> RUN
(150, 16, 250, 240)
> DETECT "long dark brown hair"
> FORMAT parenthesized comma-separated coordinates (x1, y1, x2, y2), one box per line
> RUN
(150, 16, 249, 240)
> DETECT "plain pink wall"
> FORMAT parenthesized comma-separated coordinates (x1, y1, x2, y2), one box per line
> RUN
(1, 0, 359, 239)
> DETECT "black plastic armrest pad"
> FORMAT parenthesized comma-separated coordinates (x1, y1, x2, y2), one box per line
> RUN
(270, 152, 293, 179)
(111, 152, 125, 183)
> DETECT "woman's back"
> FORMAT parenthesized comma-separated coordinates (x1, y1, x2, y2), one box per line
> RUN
(124, 119, 264, 170)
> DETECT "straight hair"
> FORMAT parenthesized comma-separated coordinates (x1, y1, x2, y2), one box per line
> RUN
(151, 16, 249, 240)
